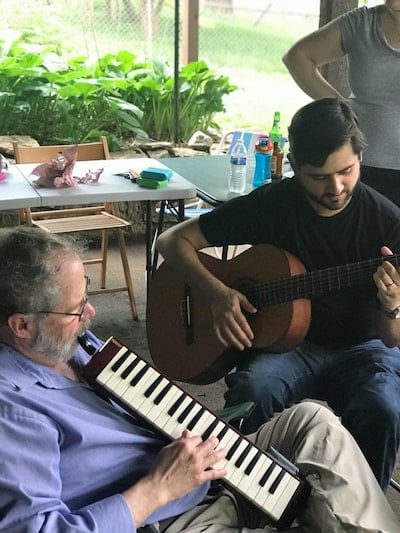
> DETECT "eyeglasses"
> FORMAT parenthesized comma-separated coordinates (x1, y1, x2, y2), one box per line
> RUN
(36, 276, 90, 322)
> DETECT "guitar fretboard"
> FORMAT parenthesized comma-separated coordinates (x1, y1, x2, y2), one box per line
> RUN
(245, 254, 400, 308)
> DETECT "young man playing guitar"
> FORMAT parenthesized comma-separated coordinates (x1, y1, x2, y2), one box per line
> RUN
(156, 97, 400, 492)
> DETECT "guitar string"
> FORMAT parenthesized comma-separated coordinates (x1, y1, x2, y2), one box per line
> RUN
(241, 256, 400, 308)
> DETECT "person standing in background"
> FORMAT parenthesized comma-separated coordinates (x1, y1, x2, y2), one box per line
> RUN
(282, 1, 400, 205)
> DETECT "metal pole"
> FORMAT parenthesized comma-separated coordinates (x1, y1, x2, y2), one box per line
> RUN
(173, 0, 180, 144)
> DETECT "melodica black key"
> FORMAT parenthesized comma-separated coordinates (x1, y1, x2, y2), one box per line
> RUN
(82, 336, 310, 529)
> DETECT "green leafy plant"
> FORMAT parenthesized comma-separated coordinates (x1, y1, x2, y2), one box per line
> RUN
(125, 58, 236, 141)
(0, 37, 236, 146)
(0, 38, 146, 146)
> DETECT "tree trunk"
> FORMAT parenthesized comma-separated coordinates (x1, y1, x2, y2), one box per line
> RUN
(122, 0, 137, 22)
(140, 0, 165, 35)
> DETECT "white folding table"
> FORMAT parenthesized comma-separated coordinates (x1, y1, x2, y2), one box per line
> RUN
(10, 158, 196, 291)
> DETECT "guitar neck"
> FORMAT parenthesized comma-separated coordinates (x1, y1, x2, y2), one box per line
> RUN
(254, 254, 400, 308)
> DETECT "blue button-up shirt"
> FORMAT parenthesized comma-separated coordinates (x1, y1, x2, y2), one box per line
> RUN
(0, 332, 209, 532)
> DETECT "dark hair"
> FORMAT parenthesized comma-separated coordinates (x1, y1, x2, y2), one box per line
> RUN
(0, 226, 81, 324)
(288, 97, 367, 168)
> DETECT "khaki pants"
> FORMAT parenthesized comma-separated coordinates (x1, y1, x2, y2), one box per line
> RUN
(157, 402, 399, 532)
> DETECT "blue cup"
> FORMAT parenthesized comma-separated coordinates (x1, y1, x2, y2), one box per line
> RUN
(253, 151, 272, 187)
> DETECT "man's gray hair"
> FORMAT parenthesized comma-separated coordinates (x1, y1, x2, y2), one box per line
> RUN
(0, 227, 81, 324)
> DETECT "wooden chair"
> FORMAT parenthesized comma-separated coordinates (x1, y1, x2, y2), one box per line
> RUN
(13, 136, 138, 320)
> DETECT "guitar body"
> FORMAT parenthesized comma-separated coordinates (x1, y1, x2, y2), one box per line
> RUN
(147, 244, 311, 384)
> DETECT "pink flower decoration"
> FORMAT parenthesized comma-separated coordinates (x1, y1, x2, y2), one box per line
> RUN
(0, 171, 6, 182)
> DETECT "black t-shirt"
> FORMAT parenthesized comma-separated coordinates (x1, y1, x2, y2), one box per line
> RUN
(199, 179, 400, 348)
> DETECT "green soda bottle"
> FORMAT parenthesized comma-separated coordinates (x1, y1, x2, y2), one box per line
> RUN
(269, 111, 282, 147)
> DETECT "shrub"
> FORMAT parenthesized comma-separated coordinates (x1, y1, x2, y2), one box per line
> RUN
(0, 37, 236, 146)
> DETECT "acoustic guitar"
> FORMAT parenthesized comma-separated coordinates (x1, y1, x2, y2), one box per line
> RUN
(147, 244, 397, 385)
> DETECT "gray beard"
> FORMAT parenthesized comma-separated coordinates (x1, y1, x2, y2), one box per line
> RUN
(31, 320, 90, 363)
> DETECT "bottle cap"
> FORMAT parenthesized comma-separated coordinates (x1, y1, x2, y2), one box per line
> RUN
(255, 135, 273, 153)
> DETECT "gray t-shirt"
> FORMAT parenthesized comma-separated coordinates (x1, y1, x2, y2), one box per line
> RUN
(339, 6, 400, 169)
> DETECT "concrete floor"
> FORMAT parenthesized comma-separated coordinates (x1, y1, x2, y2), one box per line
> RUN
(85, 238, 400, 521)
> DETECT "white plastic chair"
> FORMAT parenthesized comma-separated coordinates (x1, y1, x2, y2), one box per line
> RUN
(216, 129, 268, 155)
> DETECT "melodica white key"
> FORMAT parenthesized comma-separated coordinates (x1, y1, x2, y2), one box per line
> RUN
(82, 336, 310, 529)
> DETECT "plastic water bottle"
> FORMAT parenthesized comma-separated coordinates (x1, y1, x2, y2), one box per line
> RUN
(229, 138, 247, 193)
(253, 151, 267, 187)
(253, 136, 273, 187)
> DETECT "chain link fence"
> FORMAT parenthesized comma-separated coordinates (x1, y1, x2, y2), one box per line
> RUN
(1, 0, 379, 136)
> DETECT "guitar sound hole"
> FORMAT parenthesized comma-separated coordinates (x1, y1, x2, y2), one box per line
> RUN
(231, 278, 259, 307)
